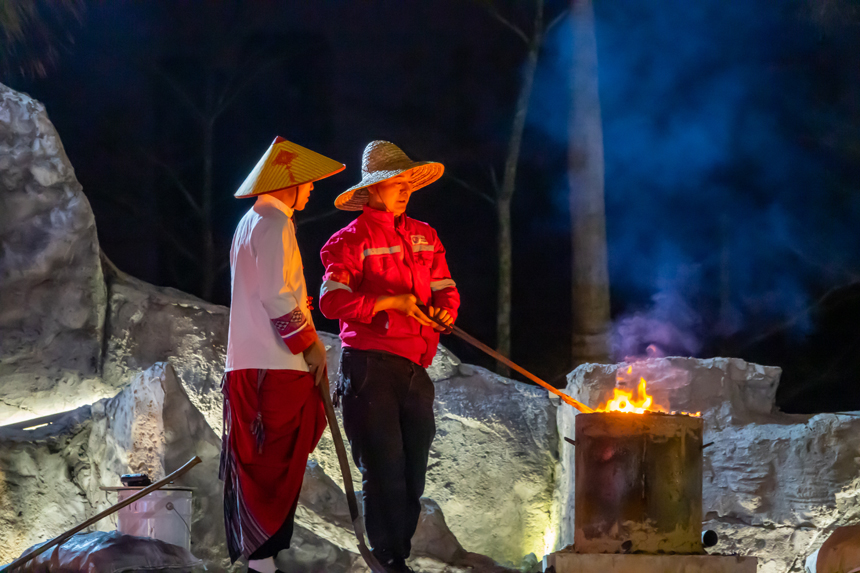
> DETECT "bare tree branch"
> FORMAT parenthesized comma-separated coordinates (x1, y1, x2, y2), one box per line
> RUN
(534, 0, 545, 36)
(489, 166, 500, 195)
(216, 45, 321, 118)
(158, 226, 199, 263)
(140, 149, 204, 217)
(740, 281, 860, 350)
(150, 64, 206, 123)
(547, 8, 570, 33)
(447, 174, 496, 206)
(89, 188, 199, 263)
(296, 208, 341, 227)
(215, 61, 280, 118)
(785, 241, 860, 284)
(485, 3, 529, 45)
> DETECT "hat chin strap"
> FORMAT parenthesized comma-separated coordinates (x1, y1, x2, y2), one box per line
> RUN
(365, 186, 397, 214)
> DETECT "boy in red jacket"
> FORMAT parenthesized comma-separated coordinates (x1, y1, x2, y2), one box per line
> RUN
(319, 141, 459, 573)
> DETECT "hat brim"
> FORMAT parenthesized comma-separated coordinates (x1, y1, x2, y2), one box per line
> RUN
(234, 137, 346, 199)
(234, 165, 344, 199)
(334, 162, 444, 211)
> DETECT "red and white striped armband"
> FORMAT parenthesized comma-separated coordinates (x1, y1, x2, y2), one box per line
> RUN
(271, 308, 315, 354)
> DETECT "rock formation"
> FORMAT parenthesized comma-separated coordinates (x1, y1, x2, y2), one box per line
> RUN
(0, 82, 108, 426)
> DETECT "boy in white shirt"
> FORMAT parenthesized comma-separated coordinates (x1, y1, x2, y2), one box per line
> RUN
(220, 137, 343, 573)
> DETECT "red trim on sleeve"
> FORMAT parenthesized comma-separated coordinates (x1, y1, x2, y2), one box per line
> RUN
(284, 326, 315, 354)
(271, 309, 314, 354)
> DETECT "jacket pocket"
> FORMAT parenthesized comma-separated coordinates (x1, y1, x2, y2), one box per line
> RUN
(366, 254, 392, 277)
(414, 251, 433, 268)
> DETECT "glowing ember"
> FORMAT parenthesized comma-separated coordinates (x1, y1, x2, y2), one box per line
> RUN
(595, 367, 701, 416)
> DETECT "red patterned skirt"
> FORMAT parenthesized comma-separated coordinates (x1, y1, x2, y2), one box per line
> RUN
(219, 368, 326, 561)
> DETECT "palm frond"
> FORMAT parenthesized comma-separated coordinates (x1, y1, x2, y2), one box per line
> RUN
(0, 0, 84, 79)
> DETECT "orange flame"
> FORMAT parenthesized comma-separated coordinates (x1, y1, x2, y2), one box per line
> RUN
(595, 367, 700, 416)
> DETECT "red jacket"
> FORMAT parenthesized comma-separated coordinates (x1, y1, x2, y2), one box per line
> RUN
(319, 206, 460, 367)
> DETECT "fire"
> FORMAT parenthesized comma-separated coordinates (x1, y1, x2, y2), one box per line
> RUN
(595, 367, 700, 416)
(598, 377, 665, 414)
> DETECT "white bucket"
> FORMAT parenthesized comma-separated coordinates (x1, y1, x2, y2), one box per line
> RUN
(116, 488, 193, 550)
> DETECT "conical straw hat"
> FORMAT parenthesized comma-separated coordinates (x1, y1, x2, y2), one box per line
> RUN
(234, 136, 345, 198)
(334, 140, 444, 211)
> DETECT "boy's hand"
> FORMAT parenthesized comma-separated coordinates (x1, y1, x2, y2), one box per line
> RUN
(302, 335, 328, 386)
(375, 294, 435, 327)
(427, 306, 453, 332)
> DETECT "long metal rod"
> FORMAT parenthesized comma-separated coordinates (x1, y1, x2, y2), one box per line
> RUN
(318, 371, 386, 573)
(2, 456, 202, 573)
(445, 323, 594, 413)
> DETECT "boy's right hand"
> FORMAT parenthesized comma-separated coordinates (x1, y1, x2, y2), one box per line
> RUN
(374, 294, 435, 327)
(303, 335, 328, 386)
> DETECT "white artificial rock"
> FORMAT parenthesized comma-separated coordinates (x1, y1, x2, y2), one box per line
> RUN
(0, 407, 94, 564)
(544, 552, 757, 573)
(703, 415, 860, 573)
(563, 357, 782, 424)
(102, 257, 229, 435)
(428, 366, 558, 567)
(88, 364, 167, 489)
(0, 363, 170, 563)
(0, 82, 108, 425)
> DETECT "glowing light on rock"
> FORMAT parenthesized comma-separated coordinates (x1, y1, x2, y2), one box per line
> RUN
(542, 523, 558, 557)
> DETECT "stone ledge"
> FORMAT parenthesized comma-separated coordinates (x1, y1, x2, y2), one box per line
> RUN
(543, 552, 758, 573)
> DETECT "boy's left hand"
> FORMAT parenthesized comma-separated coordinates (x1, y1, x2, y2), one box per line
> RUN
(427, 306, 454, 332)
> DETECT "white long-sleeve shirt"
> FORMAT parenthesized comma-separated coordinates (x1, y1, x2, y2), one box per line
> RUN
(226, 194, 313, 372)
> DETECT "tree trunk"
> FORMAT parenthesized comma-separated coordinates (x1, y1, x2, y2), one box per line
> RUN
(201, 80, 215, 301)
(497, 4, 543, 373)
(497, 194, 513, 368)
(569, 0, 611, 366)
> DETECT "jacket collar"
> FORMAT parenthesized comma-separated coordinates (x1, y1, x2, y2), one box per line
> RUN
(255, 193, 294, 218)
(361, 205, 408, 229)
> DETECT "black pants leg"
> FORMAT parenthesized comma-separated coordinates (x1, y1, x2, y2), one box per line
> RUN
(248, 497, 299, 560)
(340, 349, 436, 561)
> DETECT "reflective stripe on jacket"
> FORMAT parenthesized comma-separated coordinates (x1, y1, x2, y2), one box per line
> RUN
(319, 206, 460, 367)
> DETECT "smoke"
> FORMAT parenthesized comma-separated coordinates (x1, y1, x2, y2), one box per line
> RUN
(525, 0, 860, 359)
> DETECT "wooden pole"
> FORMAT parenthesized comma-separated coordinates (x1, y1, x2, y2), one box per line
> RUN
(317, 372, 386, 573)
(448, 324, 594, 413)
(2, 456, 202, 573)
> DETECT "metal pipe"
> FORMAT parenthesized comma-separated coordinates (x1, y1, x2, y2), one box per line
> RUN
(702, 530, 718, 548)
(432, 317, 594, 413)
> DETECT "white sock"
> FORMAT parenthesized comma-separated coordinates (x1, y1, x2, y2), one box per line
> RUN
(248, 557, 277, 573)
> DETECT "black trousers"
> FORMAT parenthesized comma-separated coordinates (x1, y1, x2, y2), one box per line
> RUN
(248, 498, 298, 560)
(339, 349, 436, 560)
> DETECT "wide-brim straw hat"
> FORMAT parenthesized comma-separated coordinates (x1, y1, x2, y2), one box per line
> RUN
(334, 140, 444, 211)
(234, 136, 345, 198)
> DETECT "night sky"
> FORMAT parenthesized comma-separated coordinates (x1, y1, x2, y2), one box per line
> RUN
(7, 0, 860, 412)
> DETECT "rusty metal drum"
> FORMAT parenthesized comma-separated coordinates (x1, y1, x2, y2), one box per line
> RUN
(574, 412, 704, 554)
